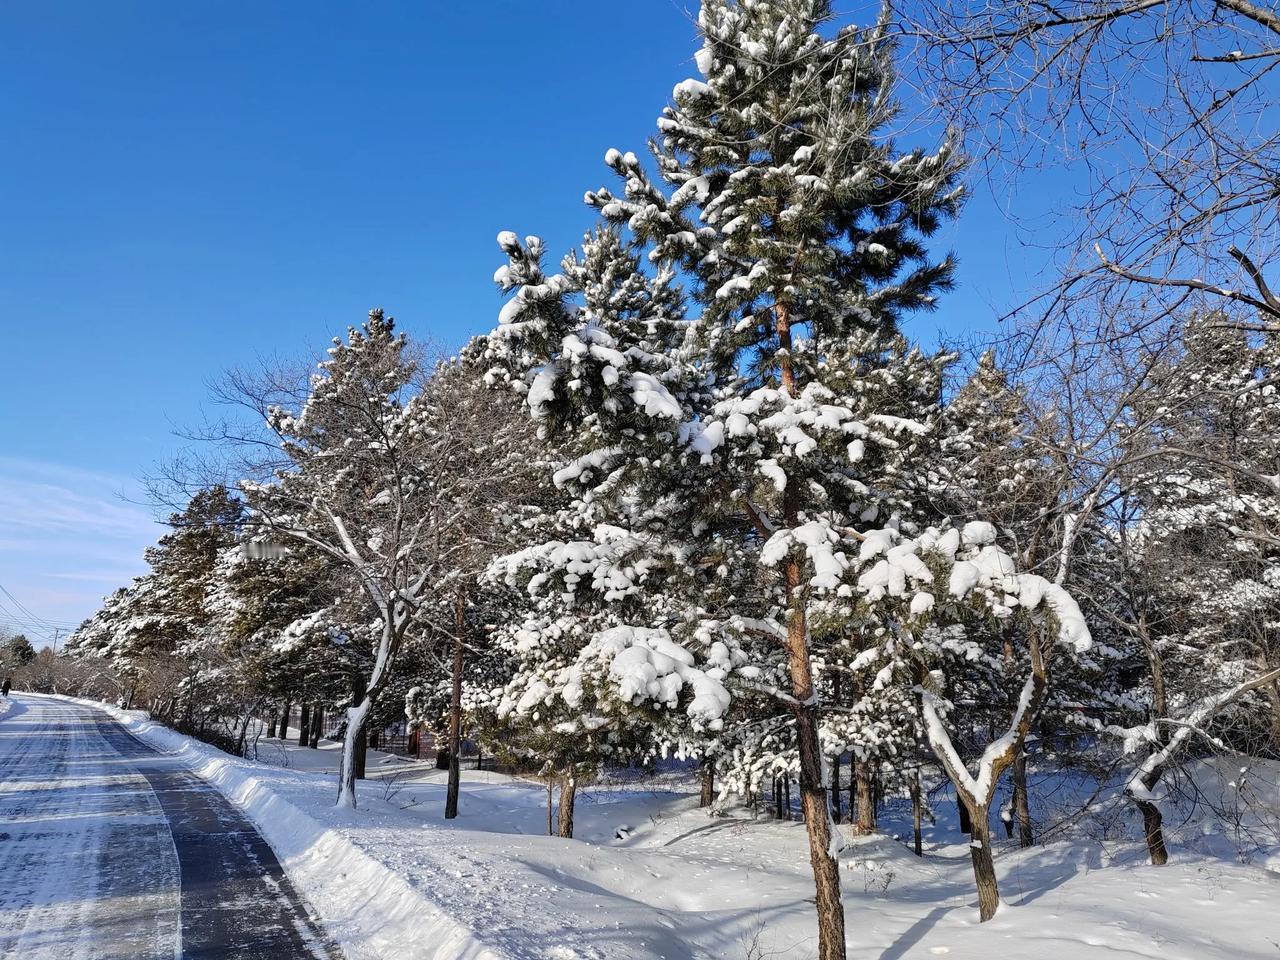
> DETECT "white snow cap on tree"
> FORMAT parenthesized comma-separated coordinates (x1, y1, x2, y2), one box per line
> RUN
(854, 524, 1092, 652)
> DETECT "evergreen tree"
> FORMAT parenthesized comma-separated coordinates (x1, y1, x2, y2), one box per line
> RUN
(480, 3, 965, 953)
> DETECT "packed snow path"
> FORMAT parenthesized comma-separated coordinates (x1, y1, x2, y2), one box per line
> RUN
(0, 695, 342, 959)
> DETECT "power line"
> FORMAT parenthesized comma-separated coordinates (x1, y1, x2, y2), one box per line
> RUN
(0, 582, 64, 630)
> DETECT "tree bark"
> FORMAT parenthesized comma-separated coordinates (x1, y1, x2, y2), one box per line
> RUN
(351, 674, 367, 780)
(1012, 745, 1034, 847)
(308, 704, 322, 749)
(557, 768, 578, 839)
(831, 753, 843, 823)
(445, 594, 466, 820)
(853, 757, 876, 834)
(699, 756, 715, 808)
(297, 702, 310, 747)
(1137, 797, 1169, 865)
(910, 769, 923, 857)
(278, 699, 291, 741)
(967, 803, 1000, 921)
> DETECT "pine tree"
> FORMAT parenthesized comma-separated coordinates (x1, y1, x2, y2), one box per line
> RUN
(481, 4, 964, 953)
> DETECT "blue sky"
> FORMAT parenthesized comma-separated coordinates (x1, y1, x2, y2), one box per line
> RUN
(0, 1, 1059, 634)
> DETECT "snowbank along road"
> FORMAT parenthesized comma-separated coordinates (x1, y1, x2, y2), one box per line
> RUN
(0, 694, 343, 959)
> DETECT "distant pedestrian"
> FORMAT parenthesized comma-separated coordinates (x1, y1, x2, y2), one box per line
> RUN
(2, 678, 10, 697)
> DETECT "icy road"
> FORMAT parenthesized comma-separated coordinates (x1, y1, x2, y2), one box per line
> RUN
(0, 695, 342, 959)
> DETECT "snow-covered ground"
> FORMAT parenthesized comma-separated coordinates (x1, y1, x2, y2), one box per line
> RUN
(50, 696, 1280, 960)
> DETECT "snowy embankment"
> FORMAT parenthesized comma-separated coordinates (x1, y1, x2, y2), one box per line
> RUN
(48, 695, 500, 960)
(49, 694, 1280, 960)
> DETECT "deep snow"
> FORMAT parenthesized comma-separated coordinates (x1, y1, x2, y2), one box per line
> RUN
(44, 695, 1280, 960)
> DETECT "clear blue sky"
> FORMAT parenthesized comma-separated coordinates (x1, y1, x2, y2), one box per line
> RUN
(0, 1, 1056, 634)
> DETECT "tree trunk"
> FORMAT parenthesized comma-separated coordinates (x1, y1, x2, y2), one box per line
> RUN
(853, 757, 876, 834)
(699, 756, 715, 808)
(297, 702, 310, 747)
(783, 774, 792, 820)
(265, 709, 277, 741)
(910, 769, 923, 857)
(792, 689, 845, 959)
(1012, 745, 1034, 847)
(831, 753, 842, 823)
(308, 705, 323, 748)
(774, 777, 783, 820)
(967, 803, 1001, 921)
(278, 699, 291, 741)
(1137, 798, 1169, 865)
(445, 595, 466, 820)
(557, 769, 578, 839)
(336, 613, 398, 810)
(776, 303, 845, 960)
(351, 674, 368, 780)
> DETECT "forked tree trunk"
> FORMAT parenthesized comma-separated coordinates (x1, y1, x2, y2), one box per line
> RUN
(336, 607, 400, 810)
(557, 769, 578, 839)
(297, 702, 310, 747)
(1012, 746, 1033, 847)
(910, 770, 923, 857)
(967, 802, 1000, 921)
(445, 595, 466, 820)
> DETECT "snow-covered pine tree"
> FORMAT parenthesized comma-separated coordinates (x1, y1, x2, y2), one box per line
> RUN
(68, 487, 244, 723)
(481, 3, 964, 954)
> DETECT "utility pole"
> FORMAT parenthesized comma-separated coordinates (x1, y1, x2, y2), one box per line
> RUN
(51, 629, 61, 654)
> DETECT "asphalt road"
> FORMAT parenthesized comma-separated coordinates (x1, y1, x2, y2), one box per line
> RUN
(0, 694, 343, 959)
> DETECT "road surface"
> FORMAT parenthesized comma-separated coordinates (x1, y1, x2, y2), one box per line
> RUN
(0, 694, 343, 959)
